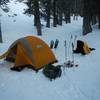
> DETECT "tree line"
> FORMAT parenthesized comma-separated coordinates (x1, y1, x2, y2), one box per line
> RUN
(24, 0, 100, 35)
(0, 0, 100, 42)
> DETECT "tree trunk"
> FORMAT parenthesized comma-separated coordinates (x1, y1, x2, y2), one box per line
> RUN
(56, 8, 59, 25)
(0, 20, 3, 43)
(64, 12, 71, 24)
(46, 0, 51, 28)
(58, 10, 62, 25)
(73, 13, 78, 20)
(91, 15, 97, 25)
(83, 16, 92, 35)
(34, 0, 42, 35)
(98, 14, 100, 29)
(53, 0, 57, 27)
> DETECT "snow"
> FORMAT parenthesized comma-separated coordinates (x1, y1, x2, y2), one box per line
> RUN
(0, 1, 100, 100)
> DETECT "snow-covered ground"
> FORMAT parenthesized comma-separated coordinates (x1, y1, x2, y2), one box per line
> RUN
(0, 1, 100, 100)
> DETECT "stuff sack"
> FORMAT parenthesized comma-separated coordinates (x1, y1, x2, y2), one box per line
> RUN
(74, 40, 95, 55)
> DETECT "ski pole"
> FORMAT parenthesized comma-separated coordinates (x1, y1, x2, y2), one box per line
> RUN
(63, 40, 67, 74)
(64, 40, 67, 61)
(73, 35, 77, 49)
(72, 42, 74, 65)
(68, 34, 73, 62)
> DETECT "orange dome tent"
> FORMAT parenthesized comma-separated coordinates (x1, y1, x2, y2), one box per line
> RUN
(3, 36, 57, 71)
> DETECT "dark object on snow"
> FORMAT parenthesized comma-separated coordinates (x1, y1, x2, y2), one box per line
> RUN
(50, 39, 59, 49)
(13, 14, 17, 16)
(74, 40, 85, 54)
(50, 40, 54, 49)
(63, 60, 79, 68)
(10, 66, 23, 72)
(89, 48, 95, 51)
(43, 64, 62, 81)
(10, 65, 39, 72)
(54, 39, 59, 49)
(73, 40, 95, 55)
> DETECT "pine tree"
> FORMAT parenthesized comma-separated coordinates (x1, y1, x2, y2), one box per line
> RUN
(82, 0, 92, 35)
(0, 0, 10, 43)
(52, 0, 57, 27)
(82, 0, 100, 35)
(24, 0, 42, 35)
(46, 0, 51, 27)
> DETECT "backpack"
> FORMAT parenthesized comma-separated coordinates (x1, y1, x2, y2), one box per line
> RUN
(74, 40, 95, 55)
(43, 64, 62, 81)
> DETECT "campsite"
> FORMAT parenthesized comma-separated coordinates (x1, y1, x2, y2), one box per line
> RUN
(0, 0, 100, 100)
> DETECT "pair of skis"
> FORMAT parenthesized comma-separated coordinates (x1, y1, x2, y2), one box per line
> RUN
(63, 34, 78, 68)
(50, 39, 59, 49)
